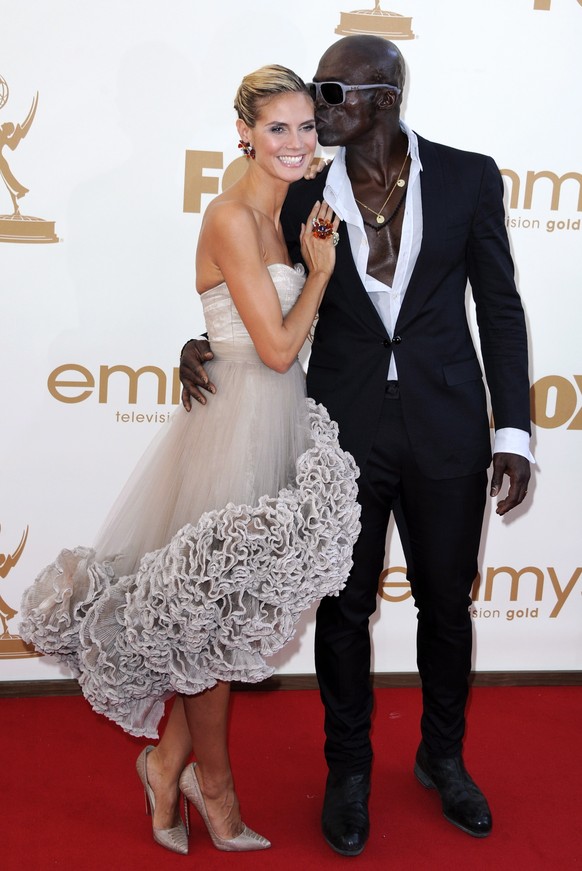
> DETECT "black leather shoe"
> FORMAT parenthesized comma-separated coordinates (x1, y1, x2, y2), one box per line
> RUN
(414, 742, 492, 838)
(321, 771, 370, 856)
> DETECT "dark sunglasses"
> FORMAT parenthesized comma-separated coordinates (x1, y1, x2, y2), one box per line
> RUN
(307, 81, 401, 106)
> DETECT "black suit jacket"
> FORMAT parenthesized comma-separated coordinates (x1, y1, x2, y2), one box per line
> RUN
(281, 135, 531, 479)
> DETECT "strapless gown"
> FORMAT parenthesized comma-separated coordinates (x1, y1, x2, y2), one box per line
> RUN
(20, 264, 361, 738)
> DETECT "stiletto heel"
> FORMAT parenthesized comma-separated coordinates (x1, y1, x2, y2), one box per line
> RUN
(136, 746, 189, 855)
(178, 763, 270, 852)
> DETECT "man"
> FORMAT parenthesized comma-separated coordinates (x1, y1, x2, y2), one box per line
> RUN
(180, 36, 532, 856)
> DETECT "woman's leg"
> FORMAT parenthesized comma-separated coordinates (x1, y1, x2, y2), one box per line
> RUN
(146, 682, 240, 838)
(145, 696, 192, 830)
(182, 681, 243, 839)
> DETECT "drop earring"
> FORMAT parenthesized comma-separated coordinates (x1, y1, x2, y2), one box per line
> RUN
(238, 140, 256, 159)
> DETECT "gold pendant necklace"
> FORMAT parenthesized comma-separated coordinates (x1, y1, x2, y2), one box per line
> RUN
(355, 152, 410, 224)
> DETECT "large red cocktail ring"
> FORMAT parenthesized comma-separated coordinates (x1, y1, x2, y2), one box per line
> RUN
(312, 217, 334, 239)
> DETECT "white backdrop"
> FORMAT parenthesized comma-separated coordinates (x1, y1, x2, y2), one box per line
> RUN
(1, 0, 580, 681)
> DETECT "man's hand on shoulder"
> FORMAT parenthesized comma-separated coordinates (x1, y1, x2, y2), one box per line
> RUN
(490, 453, 531, 516)
(179, 339, 215, 411)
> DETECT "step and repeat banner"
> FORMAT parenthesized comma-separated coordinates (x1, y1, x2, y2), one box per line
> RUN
(1, 0, 580, 681)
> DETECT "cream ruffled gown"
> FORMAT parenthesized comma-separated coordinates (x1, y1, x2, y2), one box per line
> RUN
(20, 264, 361, 738)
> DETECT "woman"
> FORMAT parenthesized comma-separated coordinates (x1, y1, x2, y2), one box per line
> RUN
(20, 66, 360, 855)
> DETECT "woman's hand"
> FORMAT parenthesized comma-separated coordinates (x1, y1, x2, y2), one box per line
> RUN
(179, 339, 215, 411)
(303, 157, 332, 180)
(300, 201, 340, 278)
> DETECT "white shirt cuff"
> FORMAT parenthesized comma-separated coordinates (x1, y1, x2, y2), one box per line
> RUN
(494, 428, 535, 463)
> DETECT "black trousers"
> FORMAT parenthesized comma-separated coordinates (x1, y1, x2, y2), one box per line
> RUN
(315, 386, 487, 775)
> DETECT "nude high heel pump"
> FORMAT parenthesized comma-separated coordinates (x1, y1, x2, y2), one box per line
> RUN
(178, 762, 270, 852)
(136, 746, 189, 855)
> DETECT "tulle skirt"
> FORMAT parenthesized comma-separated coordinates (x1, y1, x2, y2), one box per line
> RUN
(20, 347, 360, 737)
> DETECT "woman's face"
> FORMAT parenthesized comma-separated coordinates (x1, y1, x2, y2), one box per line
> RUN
(242, 91, 317, 181)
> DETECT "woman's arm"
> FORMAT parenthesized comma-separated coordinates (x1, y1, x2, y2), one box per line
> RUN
(199, 199, 338, 373)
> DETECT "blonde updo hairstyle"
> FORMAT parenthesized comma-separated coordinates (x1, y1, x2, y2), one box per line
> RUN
(234, 64, 311, 128)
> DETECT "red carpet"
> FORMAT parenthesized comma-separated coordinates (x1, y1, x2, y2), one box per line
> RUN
(2, 687, 580, 870)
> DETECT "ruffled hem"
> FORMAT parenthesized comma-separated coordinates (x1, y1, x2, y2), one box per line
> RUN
(20, 399, 360, 738)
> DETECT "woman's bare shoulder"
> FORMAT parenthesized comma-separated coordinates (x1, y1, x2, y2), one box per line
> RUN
(197, 197, 266, 290)
(200, 199, 262, 257)
(203, 195, 256, 226)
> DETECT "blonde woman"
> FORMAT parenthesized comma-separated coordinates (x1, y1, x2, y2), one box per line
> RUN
(20, 65, 360, 855)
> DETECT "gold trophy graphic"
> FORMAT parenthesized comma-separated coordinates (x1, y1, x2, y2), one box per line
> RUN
(0, 74, 58, 244)
(336, 1, 415, 40)
(0, 524, 41, 658)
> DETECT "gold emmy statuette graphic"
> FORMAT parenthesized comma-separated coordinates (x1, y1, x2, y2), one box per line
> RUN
(0, 524, 41, 659)
(336, 1, 415, 39)
(0, 75, 58, 244)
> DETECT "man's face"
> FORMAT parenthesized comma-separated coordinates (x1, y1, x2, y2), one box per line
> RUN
(311, 50, 381, 148)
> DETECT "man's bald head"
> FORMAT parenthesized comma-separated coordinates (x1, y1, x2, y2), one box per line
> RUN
(317, 36, 405, 93)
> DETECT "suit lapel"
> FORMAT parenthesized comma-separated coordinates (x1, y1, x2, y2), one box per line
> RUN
(395, 136, 446, 331)
(285, 171, 385, 333)
(333, 221, 389, 337)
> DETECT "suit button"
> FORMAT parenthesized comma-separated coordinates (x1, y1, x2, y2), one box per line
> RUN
(392, 335, 402, 344)
(383, 339, 391, 347)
